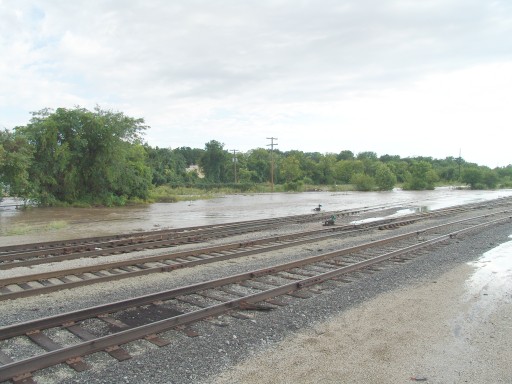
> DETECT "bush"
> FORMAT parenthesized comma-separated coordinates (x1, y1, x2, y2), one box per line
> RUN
(284, 181, 304, 192)
(350, 173, 375, 191)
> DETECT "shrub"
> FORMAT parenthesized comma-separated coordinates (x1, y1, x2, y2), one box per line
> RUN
(350, 173, 375, 191)
(284, 181, 304, 192)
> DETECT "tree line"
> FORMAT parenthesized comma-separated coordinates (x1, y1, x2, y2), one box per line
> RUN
(1, 106, 511, 206)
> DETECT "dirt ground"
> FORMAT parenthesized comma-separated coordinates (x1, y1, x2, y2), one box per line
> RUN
(213, 259, 512, 383)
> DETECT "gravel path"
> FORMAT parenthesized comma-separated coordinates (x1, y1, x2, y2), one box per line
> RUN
(1, 209, 511, 384)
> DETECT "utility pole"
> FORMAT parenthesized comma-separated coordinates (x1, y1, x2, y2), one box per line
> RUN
(231, 149, 238, 183)
(266, 137, 278, 192)
(457, 148, 462, 180)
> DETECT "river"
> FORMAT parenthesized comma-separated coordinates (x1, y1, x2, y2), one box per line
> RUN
(1, 188, 512, 246)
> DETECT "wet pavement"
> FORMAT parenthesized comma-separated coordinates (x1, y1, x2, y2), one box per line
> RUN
(465, 234, 512, 320)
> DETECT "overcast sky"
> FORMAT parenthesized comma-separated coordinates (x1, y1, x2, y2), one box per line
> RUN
(1, 1, 511, 167)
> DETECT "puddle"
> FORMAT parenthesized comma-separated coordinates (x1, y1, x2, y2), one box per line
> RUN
(467, 234, 512, 304)
(349, 207, 423, 225)
(450, 234, 512, 341)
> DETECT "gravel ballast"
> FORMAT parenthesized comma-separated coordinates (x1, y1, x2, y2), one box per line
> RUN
(1, 204, 511, 384)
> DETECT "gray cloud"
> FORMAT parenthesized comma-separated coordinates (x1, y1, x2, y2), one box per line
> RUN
(1, 0, 511, 165)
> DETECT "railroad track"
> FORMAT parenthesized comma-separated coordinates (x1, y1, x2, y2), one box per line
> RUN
(3, 197, 511, 262)
(0, 206, 388, 266)
(1, 202, 506, 301)
(1, 196, 504, 269)
(0, 207, 510, 383)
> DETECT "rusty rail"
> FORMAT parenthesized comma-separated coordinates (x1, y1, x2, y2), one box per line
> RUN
(2, 206, 506, 301)
(0, 212, 510, 382)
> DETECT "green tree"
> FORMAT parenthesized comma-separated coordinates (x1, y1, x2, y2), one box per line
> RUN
(337, 150, 354, 161)
(199, 140, 229, 182)
(461, 167, 483, 189)
(316, 154, 337, 184)
(379, 154, 401, 163)
(356, 151, 378, 161)
(301, 157, 320, 183)
(350, 173, 375, 191)
(481, 169, 499, 189)
(374, 163, 397, 191)
(112, 143, 152, 201)
(173, 146, 204, 166)
(386, 160, 409, 183)
(334, 160, 364, 184)
(282, 150, 313, 182)
(403, 161, 438, 190)
(246, 148, 271, 183)
(0, 129, 33, 198)
(495, 165, 512, 187)
(305, 152, 323, 163)
(280, 155, 302, 182)
(16, 106, 150, 205)
(146, 146, 187, 186)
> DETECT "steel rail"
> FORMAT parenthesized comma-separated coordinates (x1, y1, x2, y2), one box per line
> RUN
(3, 192, 506, 265)
(0, 215, 509, 382)
(0, 219, 402, 301)
(4, 195, 478, 257)
(0, 214, 336, 267)
(0, 217, 465, 338)
(0, 210, 358, 265)
(2, 208, 507, 301)
(0, 219, 292, 262)
(0, 217, 286, 257)
(0, 213, 360, 270)
(1, 211, 509, 338)
(3, 195, 511, 257)
(2, 208, 430, 278)
(0, 206, 364, 255)
(0, 201, 486, 269)
(0, 223, 438, 336)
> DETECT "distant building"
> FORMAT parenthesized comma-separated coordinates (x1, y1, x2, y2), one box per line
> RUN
(186, 164, 204, 178)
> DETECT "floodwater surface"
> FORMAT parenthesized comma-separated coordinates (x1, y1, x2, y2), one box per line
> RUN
(1, 188, 511, 246)
(466, 234, 512, 317)
(449, 233, 512, 344)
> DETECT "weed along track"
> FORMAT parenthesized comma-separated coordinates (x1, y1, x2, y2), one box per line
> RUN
(0, 198, 511, 383)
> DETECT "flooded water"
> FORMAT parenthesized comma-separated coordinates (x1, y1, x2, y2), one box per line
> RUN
(466, 234, 512, 317)
(1, 188, 512, 246)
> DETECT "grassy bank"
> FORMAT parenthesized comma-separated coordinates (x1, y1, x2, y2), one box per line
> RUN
(3, 220, 68, 236)
(148, 183, 355, 203)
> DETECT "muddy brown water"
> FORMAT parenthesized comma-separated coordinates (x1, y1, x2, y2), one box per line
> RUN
(1, 188, 511, 246)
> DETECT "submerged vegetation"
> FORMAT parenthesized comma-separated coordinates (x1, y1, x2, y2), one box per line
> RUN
(1, 106, 511, 207)
(4, 220, 68, 236)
